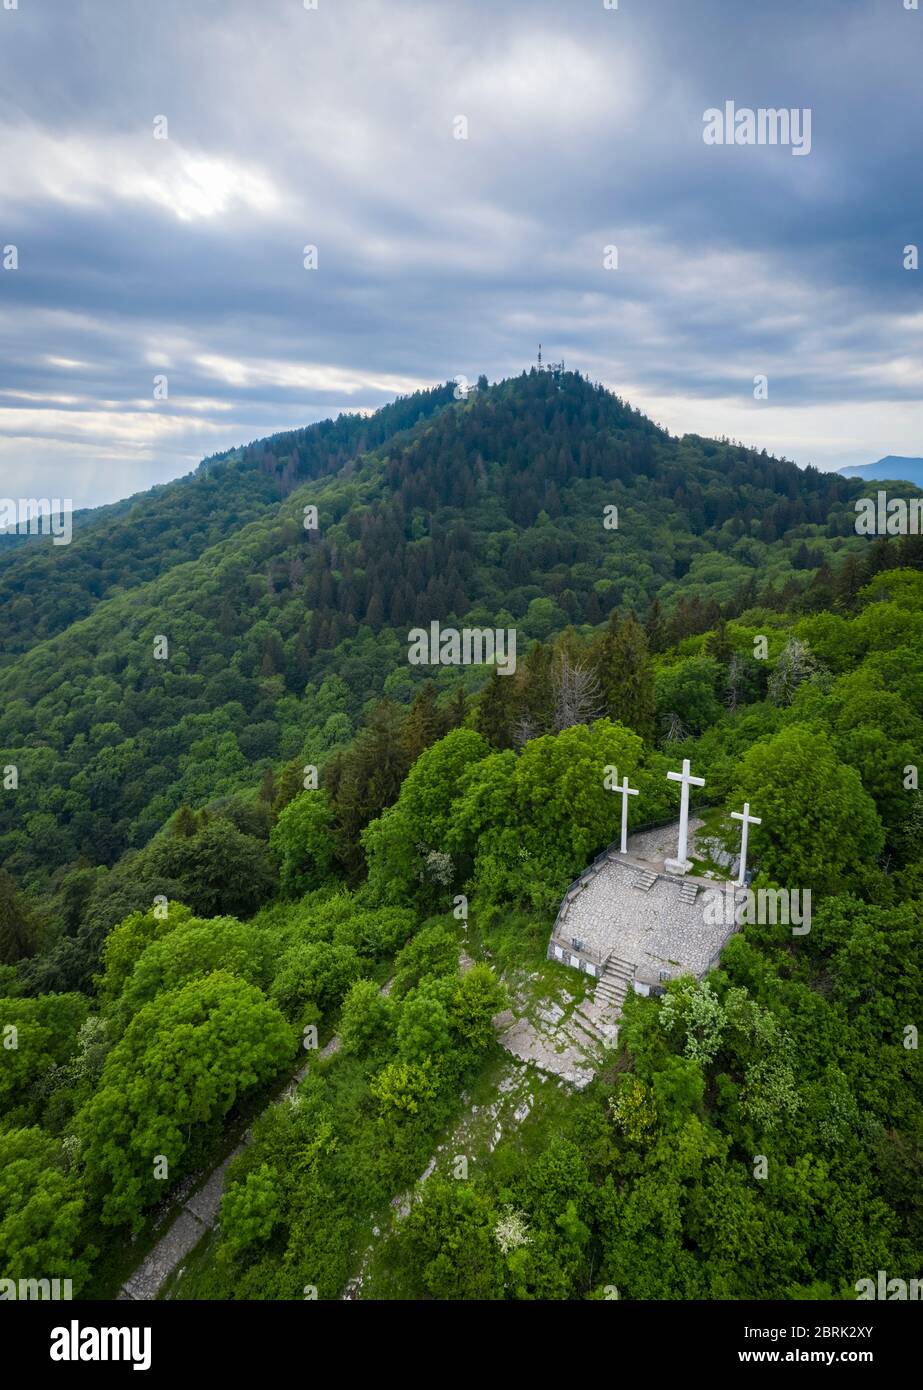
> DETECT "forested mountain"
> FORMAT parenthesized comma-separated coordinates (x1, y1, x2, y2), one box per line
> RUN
(2, 370, 921, 1304)
(0, 371, 885, 892)
(0, 382, 457, 661)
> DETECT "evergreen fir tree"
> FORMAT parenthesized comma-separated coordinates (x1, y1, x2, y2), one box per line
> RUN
(595, 612, 656, 740)
(475, 669, 517, 750)
(834, 553, 864, 612)
(403, 683, 442, 763)
(273, 759, 310, 817)
(172, 805, 198, 838)
(705, 618, 733, 667)
(644, 597, 666, 652)
(516, 641, 554, 739)
(444, 684, 468, 731)
(0, 869, 42, 964)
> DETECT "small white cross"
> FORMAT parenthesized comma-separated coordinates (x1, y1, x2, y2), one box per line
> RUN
(731, 802, 762, 886)
(665, 758, 705, 874)
(615, 776, 639, 854)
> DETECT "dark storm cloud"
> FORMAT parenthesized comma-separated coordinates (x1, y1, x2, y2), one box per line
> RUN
(0, 0, 920, 504)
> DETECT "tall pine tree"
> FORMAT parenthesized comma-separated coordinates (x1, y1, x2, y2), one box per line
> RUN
(594, 611, 655, 740)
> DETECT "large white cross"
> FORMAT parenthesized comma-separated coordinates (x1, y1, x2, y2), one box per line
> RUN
(665, 758, 705, 875)
(616, 775, 639, 854)
(731, 802, 762, 886)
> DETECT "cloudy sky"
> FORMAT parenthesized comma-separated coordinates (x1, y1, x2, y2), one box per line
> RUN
(1, 0, 921, 507)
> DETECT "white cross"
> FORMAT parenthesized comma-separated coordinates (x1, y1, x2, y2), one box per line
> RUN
(665, 758, 705, 874)
(615, 776, 639, 854)
(731, 802, 762, 886)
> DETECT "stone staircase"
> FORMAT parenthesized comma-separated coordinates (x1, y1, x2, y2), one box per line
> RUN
(596, 955, 636, 1014)
(560, 955, 637, 1059)
(679, 881, 699, 905)
(570, 1005, 611, 1049)
(630, 868, 657, 892)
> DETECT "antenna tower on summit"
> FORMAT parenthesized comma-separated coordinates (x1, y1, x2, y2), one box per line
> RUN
(536, 343, 565, 380)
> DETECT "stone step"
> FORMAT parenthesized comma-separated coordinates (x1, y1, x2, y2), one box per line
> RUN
(631, 869, 657, 892)
(596, 984, 628, 1007)
(583, 1022, 619, 1052)
(599, 970, 629, 988)
(598, 998, 626, 1015)
(679, 882, 699, 905)
(573, 1008, 607, 1041)
(569, 1011, 606, 1034)
(569, 1015, 606, 1050)
(583, 1011, 619, 1045)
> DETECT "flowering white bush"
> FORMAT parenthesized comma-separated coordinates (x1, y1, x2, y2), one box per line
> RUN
(421, 849, 454, 887)
(494, 1205, 531, 1255)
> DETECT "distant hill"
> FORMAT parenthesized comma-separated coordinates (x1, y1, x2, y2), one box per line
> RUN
(838, 456, 923, 488)
(0, 383, 457, 656)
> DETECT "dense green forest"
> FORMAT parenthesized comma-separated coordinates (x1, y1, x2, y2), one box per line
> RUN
(1, 371, 920, 1301)
(0, 371, 882, 893)
(0, 381, 458, 663)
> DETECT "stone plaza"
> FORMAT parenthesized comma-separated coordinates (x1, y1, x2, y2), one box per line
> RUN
(493, 760, 759, 1089)
(548, 760, 759, 1002)
(551, 816, 736, 993)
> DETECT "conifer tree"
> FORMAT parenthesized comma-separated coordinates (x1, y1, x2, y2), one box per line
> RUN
(475, 669, 517, 750)
(273, 760, 310, 817)
(404, 683, 442, 763)
(326, 700, 410, 873)
(644, 597, 666, 652)
(0, 869, 42, 964)
(444, 684, 468, 732)
(834, 553, 864, 612)
(172, 805, 198, 838)
(705, 618, 733, 667)
(594, 612, 655, 740)
(515, 641, 554, 742)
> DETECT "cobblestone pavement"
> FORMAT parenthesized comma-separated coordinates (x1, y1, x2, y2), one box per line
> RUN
(559, 818, 738, 981)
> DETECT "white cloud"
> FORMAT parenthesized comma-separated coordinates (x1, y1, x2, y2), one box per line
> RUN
(0, 127, 281, 221)
(0, 0, 918, 503)
(194, 354, 424, 397)
(616, 385, 923, 471)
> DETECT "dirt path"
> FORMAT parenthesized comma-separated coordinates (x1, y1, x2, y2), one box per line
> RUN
(118, 1030, 343, 1300)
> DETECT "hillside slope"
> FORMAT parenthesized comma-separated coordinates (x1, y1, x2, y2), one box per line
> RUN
(0, 370, 870, 887)
(0, 383, 457, 662)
